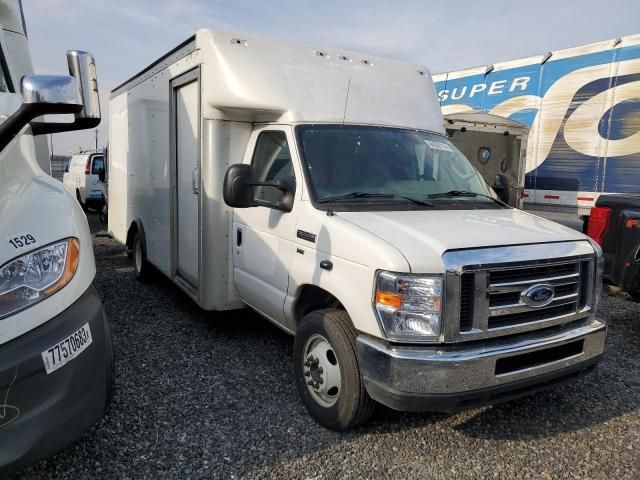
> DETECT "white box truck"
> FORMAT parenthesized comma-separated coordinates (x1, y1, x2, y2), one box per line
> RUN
(0, 0, 113, 470)
(109, 29, 607, 430)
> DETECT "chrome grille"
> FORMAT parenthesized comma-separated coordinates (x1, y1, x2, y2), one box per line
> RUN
(443, 242, 596, 342)
(487, 261, 581, 328)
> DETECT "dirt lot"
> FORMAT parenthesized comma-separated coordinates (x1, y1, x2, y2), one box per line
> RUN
(16, 214, 640, 479)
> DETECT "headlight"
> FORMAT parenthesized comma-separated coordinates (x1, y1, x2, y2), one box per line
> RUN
(0, 238, 80, 318)
(374, 271, 443, 342)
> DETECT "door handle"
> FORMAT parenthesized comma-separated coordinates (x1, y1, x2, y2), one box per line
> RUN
(192, 166, 200, 195)
(236, 228, 242, 246)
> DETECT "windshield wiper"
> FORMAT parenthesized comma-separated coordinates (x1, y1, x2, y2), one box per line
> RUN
(427, 190, 509, 207)
(318, 192, 433, 206)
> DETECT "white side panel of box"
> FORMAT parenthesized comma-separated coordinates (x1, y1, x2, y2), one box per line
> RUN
(109, 51, 203, 277)
(200, 119, 252, 310)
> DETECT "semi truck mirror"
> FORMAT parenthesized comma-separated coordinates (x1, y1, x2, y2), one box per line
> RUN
(0, 75, 83, 152)
(493, 173, 511, 204)
(30, 51, 101, 136)
(67, 51, 101, 123)
(223, 164, 255, 208)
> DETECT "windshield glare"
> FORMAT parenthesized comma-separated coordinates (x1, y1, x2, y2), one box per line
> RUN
(296, 125, 493, 203)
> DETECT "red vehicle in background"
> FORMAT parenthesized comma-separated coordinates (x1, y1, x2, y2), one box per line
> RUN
(586, 194, 640, 300)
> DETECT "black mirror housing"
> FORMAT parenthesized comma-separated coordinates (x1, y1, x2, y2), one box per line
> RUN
(223, 164, 296, 212)
(223, 164, 255, 208)
(493, 173, 511, 204)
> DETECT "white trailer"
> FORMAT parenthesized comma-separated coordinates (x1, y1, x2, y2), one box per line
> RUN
(110, 29, 607, 430)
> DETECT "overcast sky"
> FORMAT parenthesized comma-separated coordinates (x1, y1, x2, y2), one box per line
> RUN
(23, 0, 640, 154)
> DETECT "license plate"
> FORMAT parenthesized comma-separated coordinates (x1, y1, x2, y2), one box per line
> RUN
(41, 323, 93, 374)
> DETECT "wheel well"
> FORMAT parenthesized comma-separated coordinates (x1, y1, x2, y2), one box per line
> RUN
(294, 285, 343, 326)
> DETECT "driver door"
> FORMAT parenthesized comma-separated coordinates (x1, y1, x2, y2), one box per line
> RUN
(232, 127, 299, 326)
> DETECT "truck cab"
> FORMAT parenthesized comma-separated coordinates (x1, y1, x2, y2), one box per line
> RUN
(0, 0, 113, 470)
(109, 29, 606, 431)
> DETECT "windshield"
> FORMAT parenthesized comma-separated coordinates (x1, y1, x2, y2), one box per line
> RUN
(296, 125, 495, 207)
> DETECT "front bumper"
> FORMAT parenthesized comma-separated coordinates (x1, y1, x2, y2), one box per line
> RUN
(0, 286, 113, 472)
(356, 316, 606, 412)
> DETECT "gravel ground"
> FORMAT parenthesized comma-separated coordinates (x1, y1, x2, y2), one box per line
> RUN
(14, 214, 640, 479)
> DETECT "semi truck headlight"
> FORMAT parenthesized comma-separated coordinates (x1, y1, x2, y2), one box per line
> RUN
(0, 239, 79, 318)
(374, 271, 443, 342)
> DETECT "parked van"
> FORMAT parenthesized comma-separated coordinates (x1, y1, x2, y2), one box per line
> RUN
(0, 0, 113, 470)
(109, 29, 606, 430)
(63, 149, 107, 210)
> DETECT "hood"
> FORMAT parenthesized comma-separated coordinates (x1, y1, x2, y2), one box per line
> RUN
(337, 208, 588, 273)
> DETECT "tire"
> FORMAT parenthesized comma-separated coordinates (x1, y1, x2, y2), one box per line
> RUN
(293, 309, 375, 430)
(132, 231, 152, 281)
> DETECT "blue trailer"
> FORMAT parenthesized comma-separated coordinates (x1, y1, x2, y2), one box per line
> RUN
(433, 34, 640, 216)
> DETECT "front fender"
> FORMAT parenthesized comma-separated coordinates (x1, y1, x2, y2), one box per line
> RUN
(285, 249, 390, 338)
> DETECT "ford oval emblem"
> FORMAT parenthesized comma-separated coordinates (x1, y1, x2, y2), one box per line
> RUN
(521, 284, 555, 308)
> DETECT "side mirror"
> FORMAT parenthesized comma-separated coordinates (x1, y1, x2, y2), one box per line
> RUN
(0, 75, 83, 151)
(223, 163, 296, 212)
(493, 173, 511, 204)
(31, 50, 101, 135)
(98, 168, 106, 183)
(223, 164, 255, 208)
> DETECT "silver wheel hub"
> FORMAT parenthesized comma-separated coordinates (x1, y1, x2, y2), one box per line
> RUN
(303, 334, 341, 407)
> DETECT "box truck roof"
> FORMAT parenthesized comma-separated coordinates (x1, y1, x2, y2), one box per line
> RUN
(111, 29, 444, 132)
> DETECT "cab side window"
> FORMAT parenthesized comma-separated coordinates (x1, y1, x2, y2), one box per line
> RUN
(251, 131, 294, 206)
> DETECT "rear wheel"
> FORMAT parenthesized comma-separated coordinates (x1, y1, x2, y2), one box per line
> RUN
(293, 309, 374, 430)
(132, 231, 152, 282)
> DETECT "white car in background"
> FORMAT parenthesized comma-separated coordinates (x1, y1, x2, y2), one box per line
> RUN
(63, 150, 106, 210)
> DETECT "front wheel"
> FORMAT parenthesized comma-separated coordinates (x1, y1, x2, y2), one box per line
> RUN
(293, 309, 374, 430)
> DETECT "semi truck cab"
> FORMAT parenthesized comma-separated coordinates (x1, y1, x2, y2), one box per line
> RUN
(109, 29, 606, 430)
(0, 0, 113, 470)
